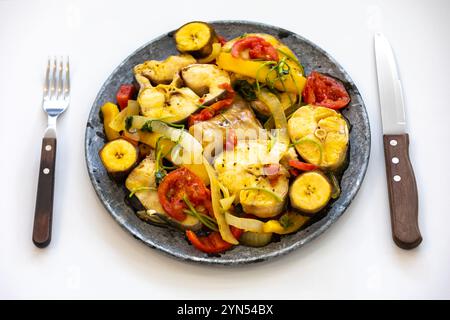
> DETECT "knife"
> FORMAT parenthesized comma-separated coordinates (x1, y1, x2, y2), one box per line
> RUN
(374, 33, 422, 249)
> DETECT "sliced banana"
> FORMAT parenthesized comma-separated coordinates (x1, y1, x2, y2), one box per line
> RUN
(289, 171, 331, 213)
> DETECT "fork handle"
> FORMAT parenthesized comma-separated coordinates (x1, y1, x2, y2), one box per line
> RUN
(33, 136, 57, 248)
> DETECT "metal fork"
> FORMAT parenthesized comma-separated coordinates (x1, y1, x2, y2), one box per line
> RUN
(32, 56, 70, 248)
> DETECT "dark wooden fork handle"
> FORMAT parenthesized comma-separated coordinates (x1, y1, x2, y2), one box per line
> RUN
(33, 137, 57, 248)
(383, 134, 422, 249)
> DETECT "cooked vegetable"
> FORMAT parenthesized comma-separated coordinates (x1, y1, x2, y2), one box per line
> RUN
(181, 64, 231, 106)
(183, 195, 218, 231)
(262, 211, 310, 234)
(219, 195, 235, 212)
(174, 21, 217, 58)
(157, 167, 212, 221)
(126, 157, 202, 230)
(116, 84, 136, 110)
(225, 212, 265, 233)
(250, 90, 297, 117)
(288, 159, 318, 171)
(121, 130, 140, 146)
(289, 171, 331, 213)
(287, 105, 349, 169)
(256, 90, 288, 136)
(197, 43, 222, 64)
(204, 160, 239, 245)
(121, 129, 209, 185)
(108, 100, 140, 132)
(328, 172, 341, 199)
(185, 226, 243, 254)
(217, 52, 306, 94)
(223, 33, 298, 62)
(125, 118, 203, 164)
(99, 138, 139, 181)
(302, 71, 350, 109)
(231, 36, 279, 61)
(134, 54, 196, 85)
(240, 231, 273, 247)
(100, 102, 121, 141)
(264, 104, 301, 130)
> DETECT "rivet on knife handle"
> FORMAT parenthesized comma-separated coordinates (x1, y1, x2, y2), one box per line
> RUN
(383, 133, 422, 249)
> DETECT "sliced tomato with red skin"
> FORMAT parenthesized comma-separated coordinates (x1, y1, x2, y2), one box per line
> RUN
(302, 71, 350, 109)
(186, 227, 243, 254)
(188, 83, 235, 127)
(231, 36, 279, 61)
(157, 167, 212, 221)
(288, 159, 318, 171)
(116, 84, 136, 110)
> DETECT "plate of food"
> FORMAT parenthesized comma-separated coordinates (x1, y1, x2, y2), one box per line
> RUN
(85, 21, 370, 264)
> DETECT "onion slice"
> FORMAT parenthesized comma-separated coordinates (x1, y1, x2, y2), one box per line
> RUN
(225, 212, 264, 233)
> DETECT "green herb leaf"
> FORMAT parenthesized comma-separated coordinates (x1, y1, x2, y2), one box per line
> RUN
(128, 186, 157, 198)
(155, 170, 166, 185)
(182, 196, 218, 231)
(124, 116, 133, 131)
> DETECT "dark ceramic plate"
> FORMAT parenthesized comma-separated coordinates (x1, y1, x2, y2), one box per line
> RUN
(85, 21, 370, 265)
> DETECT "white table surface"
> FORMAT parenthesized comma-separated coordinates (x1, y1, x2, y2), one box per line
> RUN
(1, 0, 449, 300)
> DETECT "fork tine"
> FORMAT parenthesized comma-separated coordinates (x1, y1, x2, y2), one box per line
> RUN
(43, 57, 51, 99)
(57, 57, 63, 99)
(64, 57, 70, 99)
(49, 56, 57, 99)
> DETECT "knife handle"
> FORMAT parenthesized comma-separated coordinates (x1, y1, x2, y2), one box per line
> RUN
(383, 134, 422, 249)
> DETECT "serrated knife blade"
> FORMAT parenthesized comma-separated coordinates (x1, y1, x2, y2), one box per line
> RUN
(374, 33, 422, 249)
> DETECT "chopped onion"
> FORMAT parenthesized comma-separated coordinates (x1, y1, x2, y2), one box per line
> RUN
(219, 195, 235, 212)
(204, 160, 238, 245)
(225, 212, 264, 233)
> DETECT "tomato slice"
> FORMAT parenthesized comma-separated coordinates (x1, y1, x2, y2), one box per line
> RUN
(186, 227, 243, 254)
(157, 167, 212, 221)
(231, 36, 279, 61)
(302, 71, 350, 109)
(116, 84, 136, 110)
(188, 83, 235, 126)
(288, 159, 318, 171)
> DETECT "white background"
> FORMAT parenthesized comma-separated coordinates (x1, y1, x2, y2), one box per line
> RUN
(1, 0, 449, 299)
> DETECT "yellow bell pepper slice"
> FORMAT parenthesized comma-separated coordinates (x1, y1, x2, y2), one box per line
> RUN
(100, 102, 121, 141)
(216, 52, 306, 94)
(263, 212, 310, 235)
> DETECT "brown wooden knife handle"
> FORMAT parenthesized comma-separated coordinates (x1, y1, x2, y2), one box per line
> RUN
(33, 137, 57, 248)
(383, 134, 421, 249)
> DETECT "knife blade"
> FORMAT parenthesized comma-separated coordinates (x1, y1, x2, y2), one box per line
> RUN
(374, 33, 422, 249)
